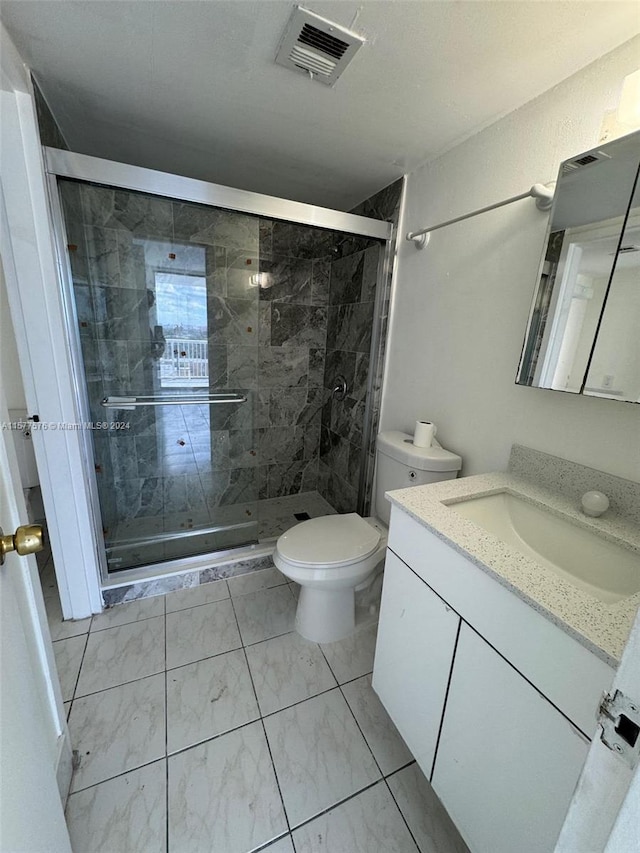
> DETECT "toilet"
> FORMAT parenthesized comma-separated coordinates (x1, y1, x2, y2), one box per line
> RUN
(274, 430, 462, 643)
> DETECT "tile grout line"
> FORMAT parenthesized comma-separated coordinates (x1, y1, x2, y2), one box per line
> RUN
(65, 631, 90, 709)
(383, 774, 423, 853)
(228, 590, 296, 846)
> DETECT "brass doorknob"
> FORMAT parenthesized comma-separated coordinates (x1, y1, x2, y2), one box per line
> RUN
(0, 524, 44, 566)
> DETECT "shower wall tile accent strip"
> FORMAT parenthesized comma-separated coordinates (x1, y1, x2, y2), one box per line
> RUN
(318, 179, 403, 515)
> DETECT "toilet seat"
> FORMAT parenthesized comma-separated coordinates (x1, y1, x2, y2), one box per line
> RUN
(276, 513, 381, 569)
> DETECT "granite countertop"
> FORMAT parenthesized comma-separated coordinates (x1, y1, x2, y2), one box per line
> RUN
(386, 472, 640, 667)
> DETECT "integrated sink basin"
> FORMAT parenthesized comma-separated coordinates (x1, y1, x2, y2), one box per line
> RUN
(446, 491, 640, 604)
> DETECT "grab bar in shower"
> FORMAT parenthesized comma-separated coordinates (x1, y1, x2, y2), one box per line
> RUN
(101, 393, 247, 409)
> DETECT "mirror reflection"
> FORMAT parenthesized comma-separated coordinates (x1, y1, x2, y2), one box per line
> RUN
(517, 130, 640, 402)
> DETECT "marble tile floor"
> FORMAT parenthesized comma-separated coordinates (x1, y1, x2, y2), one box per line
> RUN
(45, 564, 469, 852)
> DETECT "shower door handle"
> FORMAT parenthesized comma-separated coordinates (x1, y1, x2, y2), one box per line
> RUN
(101, 393, 247, 409)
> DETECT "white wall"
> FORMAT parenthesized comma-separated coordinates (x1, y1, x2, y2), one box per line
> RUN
(0, 257, 27, 409)
(382, 36, 640, 482)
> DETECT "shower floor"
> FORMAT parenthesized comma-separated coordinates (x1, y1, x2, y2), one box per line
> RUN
(106, 491, 337, 572)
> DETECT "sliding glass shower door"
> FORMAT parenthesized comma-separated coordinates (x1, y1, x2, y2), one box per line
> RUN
(52, 159, 392, 577)
(58, 180, 262, 570)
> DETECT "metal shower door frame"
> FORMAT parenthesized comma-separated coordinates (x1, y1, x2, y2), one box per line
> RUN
(44, 148, 393, 590)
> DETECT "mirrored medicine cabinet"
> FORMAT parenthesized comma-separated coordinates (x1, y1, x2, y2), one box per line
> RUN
(517, 129, 640, 403)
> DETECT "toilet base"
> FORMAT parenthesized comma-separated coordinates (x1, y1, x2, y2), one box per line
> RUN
(295, 585, 355, 644)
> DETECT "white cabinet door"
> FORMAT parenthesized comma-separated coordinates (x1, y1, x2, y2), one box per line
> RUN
(372, 550, 460, 778)
(432, 624, 590, 853)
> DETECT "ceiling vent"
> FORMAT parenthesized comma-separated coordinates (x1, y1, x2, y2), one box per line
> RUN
(275, 6, 365, 86)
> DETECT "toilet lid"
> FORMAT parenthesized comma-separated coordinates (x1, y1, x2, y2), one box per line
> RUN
(277, 513, 381, 567)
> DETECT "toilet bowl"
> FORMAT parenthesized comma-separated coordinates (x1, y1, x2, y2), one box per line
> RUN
(274, 431, 463, 644)
(275, 514, 387, 643)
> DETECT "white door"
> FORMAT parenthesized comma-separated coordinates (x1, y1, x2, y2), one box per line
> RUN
(0, 389, 71, 851)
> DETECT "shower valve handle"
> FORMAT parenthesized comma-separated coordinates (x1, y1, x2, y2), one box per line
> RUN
(332, 376, 348, 401)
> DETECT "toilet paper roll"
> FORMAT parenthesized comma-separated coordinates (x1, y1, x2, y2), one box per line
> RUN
(413, 420, 436, 448)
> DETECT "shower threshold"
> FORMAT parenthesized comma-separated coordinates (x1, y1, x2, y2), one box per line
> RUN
(102, 491, 338, 591)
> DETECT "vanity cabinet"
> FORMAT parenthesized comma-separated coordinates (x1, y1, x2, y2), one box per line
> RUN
(432, 623, 589, 853)
(373, 505, 616, 853)
(372, 552, 460, 775)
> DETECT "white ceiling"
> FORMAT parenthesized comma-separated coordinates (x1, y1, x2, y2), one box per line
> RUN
(2, 1, 639, 209)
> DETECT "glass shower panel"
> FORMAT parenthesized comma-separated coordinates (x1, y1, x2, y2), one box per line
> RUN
(58, 180, 260, 571)
(57, 177, 385, 574)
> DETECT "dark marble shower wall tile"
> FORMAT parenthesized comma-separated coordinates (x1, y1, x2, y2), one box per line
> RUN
(82, 226, 120, 289)
(329, 251, 365, 306)
(347, 439, 363, 483)
(323, 350, 357, 393)
(333, 233, 372, 260)
(116, 233, 148, 290)
(227, 345, 258, 390)
(172, 202, 221, 243)
(304, 425, 321, 459)
(258, 303, 272, 345)
(267, 387, 306, 427)
(255, 390, 270, 428)
(352, 353, 371, 403)
(208, 295, 258, 346)
(360, 244, 380, 303)
(115, 476, 164, 519)
(350, 178, 403, 222)
(208, 389, 255, 431)
(299, 387, 324, 426)
(331, 396, 365, 445)
(325, 469, 358, 514)
(188, 474, 211, 511)
(163, 475, 188, 514)
(319, 426, 349, 472)
(259, 220, 273, 255)
(327, 303, 374, 354)
(73, 285, 95, 337)
(213, 212, 260, 253)
(259, 255, 313, 304)
(174, 203, 260, 251)
(258, 346, 308, 388)
(257, 426, 306, 465)
(193, 430, 230, 472)
(311, 259, 331, 305)
(270, 303, 327, 349)
(59, 181, 83, 225)
(208, 345, 229, 389)
(228, 429, 258, 468)
(226, 250, 260, 298)
(308, 348, 325, 388)
(108, 435, 139, 481)
(271, 221, 334, 259)
(205, 246, 228, 297)
(79, 336, 100, 381)
(91, 285, 150, 341)
(107, 406, 157, 439)
(202, 466, 258, 507)
(135, 435, 162, 478)
(259, 458, 319, 499)
(82, 185, 174, 238)
(97, 339, 129, 387)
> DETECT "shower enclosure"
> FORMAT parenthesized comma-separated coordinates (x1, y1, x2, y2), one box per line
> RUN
(46, 150, 394, 582)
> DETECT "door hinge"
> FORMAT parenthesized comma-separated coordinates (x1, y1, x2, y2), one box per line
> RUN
(598, 689, 640, 769)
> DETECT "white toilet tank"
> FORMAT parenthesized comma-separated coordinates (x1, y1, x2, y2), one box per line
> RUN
(374, 430, 462, 525)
